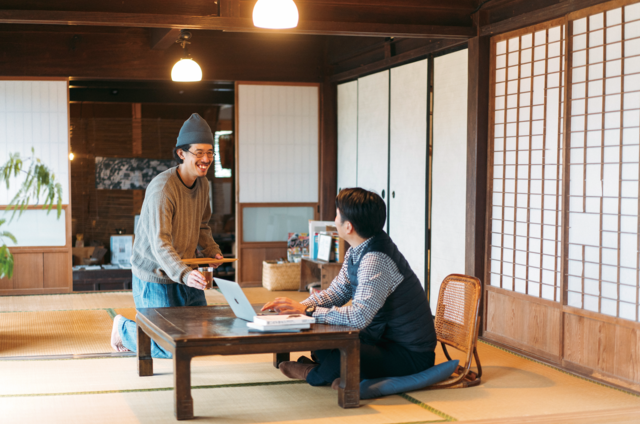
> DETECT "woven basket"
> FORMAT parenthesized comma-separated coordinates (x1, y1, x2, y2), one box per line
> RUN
(262, 260, 301, 291)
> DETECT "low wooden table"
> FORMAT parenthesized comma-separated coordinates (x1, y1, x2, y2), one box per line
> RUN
(136, 305, 360, 420)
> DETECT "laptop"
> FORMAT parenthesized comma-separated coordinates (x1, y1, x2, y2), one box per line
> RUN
(215, 278, 275, 322)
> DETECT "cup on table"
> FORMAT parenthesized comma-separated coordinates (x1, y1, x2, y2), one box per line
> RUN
(198, 267, 214, 289)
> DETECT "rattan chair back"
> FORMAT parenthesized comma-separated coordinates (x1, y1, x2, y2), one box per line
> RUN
(429, 273, 482, 389)
(434, 274, 482, 354)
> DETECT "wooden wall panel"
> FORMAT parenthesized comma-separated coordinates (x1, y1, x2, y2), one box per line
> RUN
(43, 252, 71, 289)
(239, 246, 288, 287)
(563, 312, 640, 390)
(0, 253, 44, 290)
(485, 288, 562, 362)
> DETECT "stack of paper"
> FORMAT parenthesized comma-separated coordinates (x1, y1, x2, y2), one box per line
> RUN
(247, 314, 315, 333)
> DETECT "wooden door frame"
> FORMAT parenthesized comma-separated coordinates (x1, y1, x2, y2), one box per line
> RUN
(0, 77, 73, 295)
(481, 0, 640, 393)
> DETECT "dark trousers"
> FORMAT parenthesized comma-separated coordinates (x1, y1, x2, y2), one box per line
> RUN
(306, 341, 435, 386)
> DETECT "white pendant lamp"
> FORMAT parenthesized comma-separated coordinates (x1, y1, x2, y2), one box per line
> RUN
(171, 30, 203, 82)
(172, 59, 202, 82)
(253, 0, 299, 29)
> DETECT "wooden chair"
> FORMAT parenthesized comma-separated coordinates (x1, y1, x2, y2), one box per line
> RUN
(428, 273, 483, 389)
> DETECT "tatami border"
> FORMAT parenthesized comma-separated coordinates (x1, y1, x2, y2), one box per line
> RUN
(478, 339, 640, 398)
(399, 393, 457, 422)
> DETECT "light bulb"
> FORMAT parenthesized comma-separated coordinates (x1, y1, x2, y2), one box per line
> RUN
(253, 0, 299, 29)
(69, 152, 74, 161)
(171, 58, 203, 82)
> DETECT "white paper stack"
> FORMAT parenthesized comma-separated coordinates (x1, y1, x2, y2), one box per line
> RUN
(247, 314, 315, 332)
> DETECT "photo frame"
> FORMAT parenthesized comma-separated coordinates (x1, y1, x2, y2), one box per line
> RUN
(317, 234, 333, 262)
(110, 235, 134, 268)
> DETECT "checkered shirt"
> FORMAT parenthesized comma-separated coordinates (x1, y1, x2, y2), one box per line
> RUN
(301, 237, 404, 329)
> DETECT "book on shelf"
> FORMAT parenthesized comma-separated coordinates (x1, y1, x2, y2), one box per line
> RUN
(253, 314, 315, 326)
(246, 322, 311, 332)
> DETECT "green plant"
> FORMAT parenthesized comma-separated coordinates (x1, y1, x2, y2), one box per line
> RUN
(0, 149, 63, 279)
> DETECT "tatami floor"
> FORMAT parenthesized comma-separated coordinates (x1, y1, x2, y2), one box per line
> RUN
(1, 288, 640, 423)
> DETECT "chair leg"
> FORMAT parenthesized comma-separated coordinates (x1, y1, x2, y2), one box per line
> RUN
(473, 346, 483, 379)
(441, 342, 453, 361)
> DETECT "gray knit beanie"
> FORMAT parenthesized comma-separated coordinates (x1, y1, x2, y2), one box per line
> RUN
(176, 113, 214, 146)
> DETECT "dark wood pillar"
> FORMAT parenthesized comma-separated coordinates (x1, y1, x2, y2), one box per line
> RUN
(465, 36, 490, 281)
(319, 77, 338, 221)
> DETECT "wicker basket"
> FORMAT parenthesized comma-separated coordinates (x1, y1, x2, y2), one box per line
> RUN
(262, 260, 301, 291)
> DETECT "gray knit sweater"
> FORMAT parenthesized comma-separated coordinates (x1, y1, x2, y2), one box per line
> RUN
(131, 167, 221, 285)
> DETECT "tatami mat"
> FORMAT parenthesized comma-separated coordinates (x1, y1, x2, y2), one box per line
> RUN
(412, 341, 640, 422)
(0, 291, 136, 312)
(0, 353, 309, 396)
(0, 287, 310, 312)
(0, 383, 443, 424)
(0, 310, 114, 357)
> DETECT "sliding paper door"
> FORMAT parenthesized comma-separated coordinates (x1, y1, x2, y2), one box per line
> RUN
(431, 50, 469, 309)
(357, 70, 390, 214)
(389, 59, 428, 287)
(337, 81, 358, 192)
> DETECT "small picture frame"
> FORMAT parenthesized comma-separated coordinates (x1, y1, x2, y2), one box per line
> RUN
(110, 235, 134, 268)
(317, 234, 333, 262)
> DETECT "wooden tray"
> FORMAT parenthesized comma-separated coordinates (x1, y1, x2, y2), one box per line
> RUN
(182, 258, 238, 266)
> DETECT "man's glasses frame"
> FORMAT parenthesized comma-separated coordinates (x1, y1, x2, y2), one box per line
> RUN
(185, 150, 215, 159)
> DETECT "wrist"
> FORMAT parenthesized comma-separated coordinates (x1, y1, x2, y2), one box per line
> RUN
(304, 304, 316, 317)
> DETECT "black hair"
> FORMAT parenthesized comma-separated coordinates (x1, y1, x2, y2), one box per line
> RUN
(172, 144, 192, 164)
(335, 188, 386, 239)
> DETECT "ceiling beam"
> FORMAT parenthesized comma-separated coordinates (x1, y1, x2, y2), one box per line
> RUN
(69, 87, 234, 104)
(480, 0, 613, 37)
(330, 38, 467, 83)
(0, 10, 475, 39)
(149, 28, 182, 50)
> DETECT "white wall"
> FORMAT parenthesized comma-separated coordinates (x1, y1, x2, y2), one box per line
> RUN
(0, 80, 69, 247)
(430, 50, 468, 310)
(237, 84, 319, 203)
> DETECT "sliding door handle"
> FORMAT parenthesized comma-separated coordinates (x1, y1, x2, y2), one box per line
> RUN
(381, 189, 385, 199)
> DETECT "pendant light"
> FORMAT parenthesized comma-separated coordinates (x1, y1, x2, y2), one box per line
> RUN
(171, 30, 203, 82)
(253, 0, 299, 29)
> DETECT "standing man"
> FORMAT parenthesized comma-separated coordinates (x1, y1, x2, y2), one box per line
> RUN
(262, 188, 437, 387)
(110, 113, 223, 358)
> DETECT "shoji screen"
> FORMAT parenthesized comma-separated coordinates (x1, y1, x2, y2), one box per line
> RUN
(236, 83, 320, 285)
(389, 59, 428, 288)
(238, 84, 319, 203)
(337, 81, 358, 192)
(431, 50, 468, 310)
(357, 71, 390, 206)
(0, 78, 71, 294)
(567, 5, 640, 321)
(489, 24, 566, 301)
(0, 80, 69, 246)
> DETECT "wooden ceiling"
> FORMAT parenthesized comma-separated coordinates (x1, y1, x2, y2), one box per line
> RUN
(0, 0, 616, 84)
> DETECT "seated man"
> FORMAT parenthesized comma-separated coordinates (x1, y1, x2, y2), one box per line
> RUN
(262, 188, 437, 387)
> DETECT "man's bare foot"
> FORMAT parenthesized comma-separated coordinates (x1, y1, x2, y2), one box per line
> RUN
(110, 315, 130, 352)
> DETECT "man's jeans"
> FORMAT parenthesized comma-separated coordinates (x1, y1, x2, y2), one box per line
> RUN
(117, 275, 207, 358)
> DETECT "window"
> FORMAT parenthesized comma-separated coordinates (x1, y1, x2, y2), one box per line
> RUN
(489, 23, 566, 301)
(567, 5, 640, 320)
(214, 130, 232, 178)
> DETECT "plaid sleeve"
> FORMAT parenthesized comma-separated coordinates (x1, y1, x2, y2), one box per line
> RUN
(301, 248, 353, 309)
(311, 251, 404, 329)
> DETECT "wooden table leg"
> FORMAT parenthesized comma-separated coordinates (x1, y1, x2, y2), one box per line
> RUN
(137, 323, 153, 377)
(273, 352, 290, 368)
(338, 339, 360, 408)
(174, 351, 194, 420)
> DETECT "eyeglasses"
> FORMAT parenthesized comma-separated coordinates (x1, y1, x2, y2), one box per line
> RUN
(185, 150, 215, 159)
